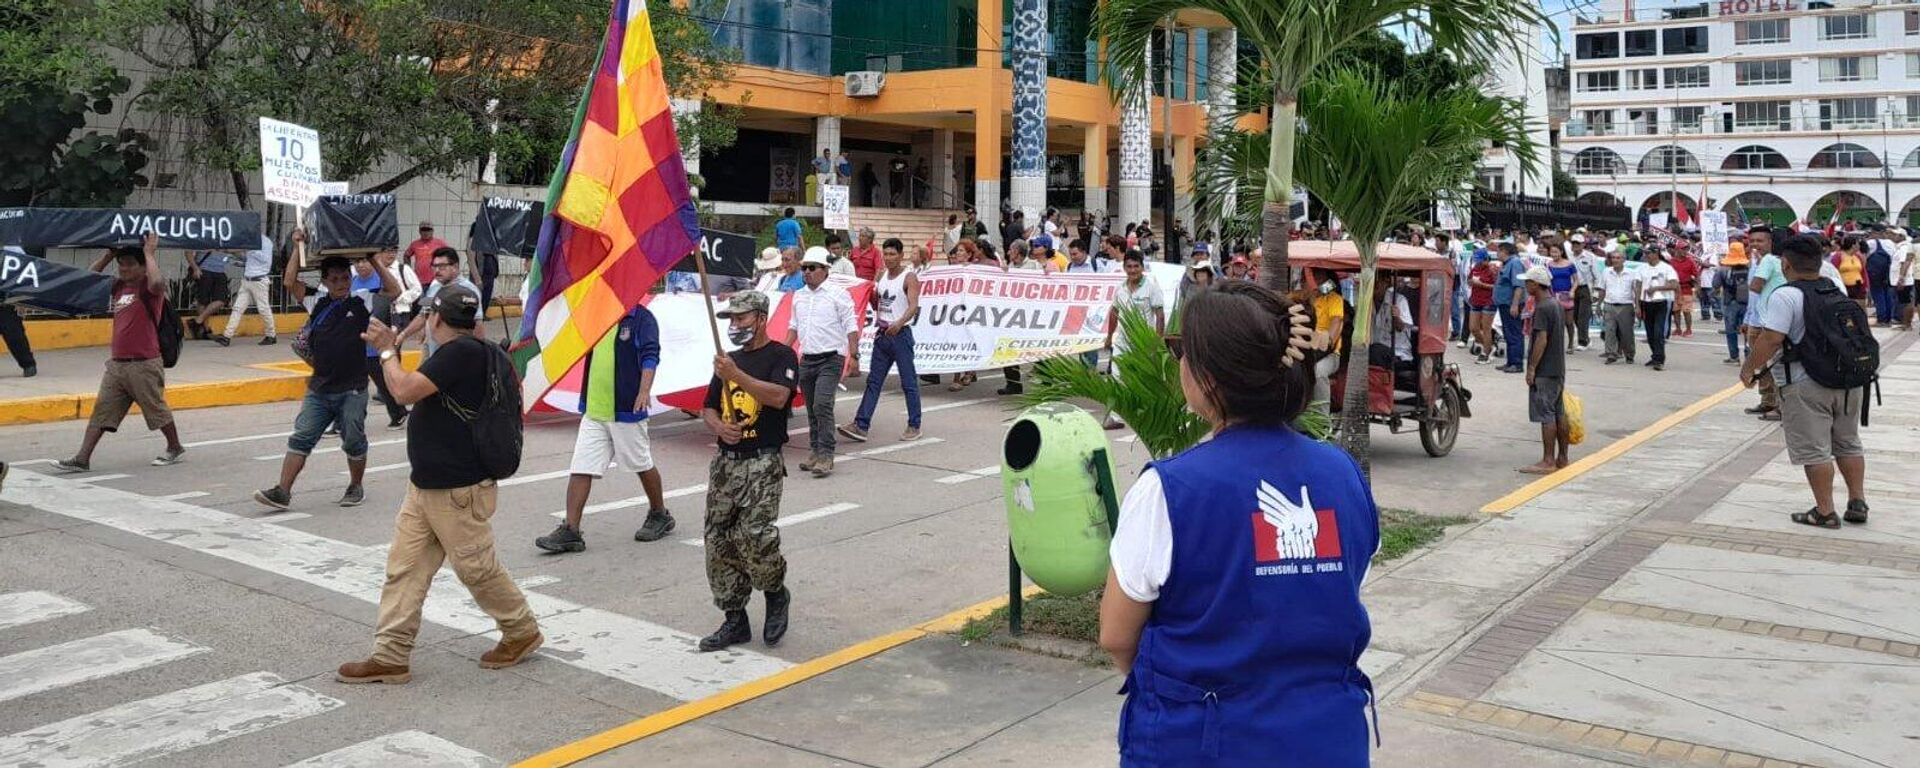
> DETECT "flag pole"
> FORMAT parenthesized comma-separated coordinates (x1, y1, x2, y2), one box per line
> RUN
(692, 242, 733, 424)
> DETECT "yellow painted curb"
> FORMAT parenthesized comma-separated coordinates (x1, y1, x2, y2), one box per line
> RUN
(513, 585, 1048, 768)
(1, 306, 520, 353)
(1480, 382, 1748, 515)
(0, 352, 421, 426)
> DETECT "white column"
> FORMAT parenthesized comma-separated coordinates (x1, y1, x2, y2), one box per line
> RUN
(935, 129, 957, 208)
(672, 98, 703, 184)
(1008, 0, 1049, 229)
(1117, 48, 1153, 229)
(1206, 29, 1238, 223)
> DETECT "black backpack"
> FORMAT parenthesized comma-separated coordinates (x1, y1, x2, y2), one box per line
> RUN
(1783, 279, 1880, 420)
(441, 337, 524, 479)
(152, 297, 184, 368)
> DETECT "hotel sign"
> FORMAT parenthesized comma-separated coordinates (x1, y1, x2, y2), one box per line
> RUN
(1719, 0, 1799, 15)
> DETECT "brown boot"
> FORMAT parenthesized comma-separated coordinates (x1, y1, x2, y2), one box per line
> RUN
(479, 631, 544, 669)
(336, 659, 411, 685)
(811, 454, 834, 478)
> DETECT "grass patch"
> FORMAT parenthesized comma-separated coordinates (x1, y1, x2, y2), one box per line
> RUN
(956, 509, 1465, 647)
(957, 590, 1103, 645)
(1376, 508, 1471, 563)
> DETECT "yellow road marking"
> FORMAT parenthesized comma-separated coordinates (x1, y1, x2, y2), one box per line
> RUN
(513, 586, 1046, 768)
(1481, 382, 1747, 515)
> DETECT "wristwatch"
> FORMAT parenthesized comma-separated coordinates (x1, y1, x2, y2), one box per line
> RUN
(379, 348, 398, 362)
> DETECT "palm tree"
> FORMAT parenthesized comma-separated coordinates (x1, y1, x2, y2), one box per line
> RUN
(1093, 0, 1549, 289)
(1291, 67, 1534, 473)
(1022, 305, 1329, 459)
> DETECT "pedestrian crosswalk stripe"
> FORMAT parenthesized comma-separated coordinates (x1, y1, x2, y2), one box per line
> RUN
(74, 473, 130, 483)
(279, 730, 500, 767)
(0, 628, 208, 704)
(548, 483, 708, 519)
(0, 591, 91, 631)
(498, 469, 573, 487)
(845, 437, 945, 459)
(935, 465, 1000, 484)
(915, 396, 996, 414)
(4, 470, 793, 702)
(682, 502, 862, 546)
(0, 671, 343, 768)
(184, 430, 294, 448)
(158, 491, 209, 501)
(254, 438, 405, 461)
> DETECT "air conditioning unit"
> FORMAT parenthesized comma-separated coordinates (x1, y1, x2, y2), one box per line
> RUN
(845, 71, 886, 98)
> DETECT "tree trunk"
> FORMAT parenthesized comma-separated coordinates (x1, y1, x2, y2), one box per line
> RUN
(1338, 263, 1378, 479)
(1258, 93, 1297, 292)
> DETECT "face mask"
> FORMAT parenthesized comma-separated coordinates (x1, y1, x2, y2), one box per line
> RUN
(727, 325, 755, 347)
(1319, 281, 1335, 295)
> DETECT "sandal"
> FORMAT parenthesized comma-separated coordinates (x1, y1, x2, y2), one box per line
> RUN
(1789, 508, 1841, 529)
(1844, 499, 1870, 525)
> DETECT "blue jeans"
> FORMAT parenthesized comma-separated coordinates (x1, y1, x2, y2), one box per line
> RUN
(1723, 299, 1746, 359)
(1497, 303, 1524, 368)
(1872, 284, 1896, 325)
(1450, 290, 1464, 339)
(854, 326, 921, 430)
(287, 388, 370, 458)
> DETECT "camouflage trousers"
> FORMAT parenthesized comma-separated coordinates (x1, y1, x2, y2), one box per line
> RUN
(705, 451, 787, 611)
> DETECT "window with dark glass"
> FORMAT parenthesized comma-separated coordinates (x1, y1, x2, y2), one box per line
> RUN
(1624, 30, 1657, 56)
(1576, 32, 1620, 59)
(1662, 26, 1708, 55)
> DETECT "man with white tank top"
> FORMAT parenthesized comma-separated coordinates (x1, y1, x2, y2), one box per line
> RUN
(839, 237, 923, 443)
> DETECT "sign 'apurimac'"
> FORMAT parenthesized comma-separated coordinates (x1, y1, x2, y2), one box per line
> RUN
(258, 117, 323, 207)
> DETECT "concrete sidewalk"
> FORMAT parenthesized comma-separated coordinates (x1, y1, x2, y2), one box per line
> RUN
(552, 334, 1919, 767)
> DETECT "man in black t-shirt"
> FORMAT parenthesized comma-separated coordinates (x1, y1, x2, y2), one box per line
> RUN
(699, 290, 798, 652)
(254, 254, 396, 511)
(337, 284, 543, 685)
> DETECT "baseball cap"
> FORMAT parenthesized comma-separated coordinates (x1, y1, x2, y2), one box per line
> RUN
(1523, 265, 1553, 286)
(1571, 233, 1586, 244)
(755, 247, 781, 271)
(425, 284, 481, 325)
(716, 291, 770, 318)
(1190, 259, 1214, 273)
(418, 220, 434, 230)
(801, 246, 833, 268)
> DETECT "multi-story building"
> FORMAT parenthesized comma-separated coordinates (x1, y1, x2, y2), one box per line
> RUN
(1563, 0, 1920, 228)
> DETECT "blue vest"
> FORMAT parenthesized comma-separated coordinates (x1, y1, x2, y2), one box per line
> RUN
(1121, 425, 1379, 767)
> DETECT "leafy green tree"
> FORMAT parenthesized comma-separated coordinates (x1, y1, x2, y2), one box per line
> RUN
(1095, 0, 1548, 289)
(86, 0, 738, 209)
(1291, 67, 1534, 473)
(0, 0, 151, 207)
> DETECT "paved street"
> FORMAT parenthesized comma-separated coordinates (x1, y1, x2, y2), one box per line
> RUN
(0, 321, 1883, 766)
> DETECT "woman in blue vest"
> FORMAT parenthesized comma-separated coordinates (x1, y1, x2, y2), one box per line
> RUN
(1101, 280, 1381, 767)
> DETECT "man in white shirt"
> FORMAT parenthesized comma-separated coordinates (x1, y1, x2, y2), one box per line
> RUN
(1598, 250, 1641, 364)
(1638, 248, 1680, 371)
(217, 233, 279, 347)
(1370, 278, 1415, 364)
(1571, 234, 1601, 350)
(786, 247, 859, 477)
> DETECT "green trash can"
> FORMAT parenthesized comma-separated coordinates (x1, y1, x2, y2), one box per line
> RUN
(1002, 402, 1120, 597)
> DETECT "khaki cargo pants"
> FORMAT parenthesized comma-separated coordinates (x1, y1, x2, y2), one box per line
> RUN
(372, 480, 538, 666)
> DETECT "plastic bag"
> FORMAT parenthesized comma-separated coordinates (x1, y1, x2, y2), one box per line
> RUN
(1563, 389, 1586, 446)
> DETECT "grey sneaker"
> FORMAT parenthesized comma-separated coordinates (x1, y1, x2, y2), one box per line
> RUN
(901, 427, 921, 441)
(798, 453, 820, 473)
(535, 524, 586, 553)
(151, 447, 186, 466)
(836, 423, 869, 442)
(254, 486, 291, 510)
(337, 484, 365, 507)
(810, 454, 834, 478)
(634, 509, 676, 542)
(52, 458, 89, 473)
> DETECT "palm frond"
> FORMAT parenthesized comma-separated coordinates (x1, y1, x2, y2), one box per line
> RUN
(1022, 306, 1208, 460)
(1193, 127, 1267, 247)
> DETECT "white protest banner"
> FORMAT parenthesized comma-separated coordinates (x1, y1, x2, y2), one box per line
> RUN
(1436, 202, 1462, 232)
(893, 265, 1120, 373)
(1648, 211, 1669, 232)
(1700, 210, 1730, 256)
(258, 118, 323, 207)
(821, 184, 851, 231)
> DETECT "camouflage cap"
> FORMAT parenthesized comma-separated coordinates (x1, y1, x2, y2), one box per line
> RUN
(716, 290, 770, 318)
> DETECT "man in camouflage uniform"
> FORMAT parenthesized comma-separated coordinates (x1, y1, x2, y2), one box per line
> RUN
(700, 291, 798, 651)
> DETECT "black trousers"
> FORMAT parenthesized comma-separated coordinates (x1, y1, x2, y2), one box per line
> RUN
(365, 356, 409, 423)
(0, 304, 35, 372)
